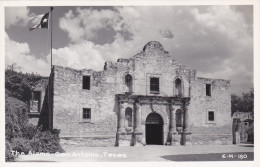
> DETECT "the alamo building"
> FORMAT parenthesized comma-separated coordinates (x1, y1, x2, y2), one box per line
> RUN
(30, 41, 232, 146)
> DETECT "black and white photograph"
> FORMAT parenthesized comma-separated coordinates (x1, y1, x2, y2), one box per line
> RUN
(1, 0, 259, 166)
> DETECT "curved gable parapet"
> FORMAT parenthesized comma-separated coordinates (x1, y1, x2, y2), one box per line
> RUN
(132, 41, 170, 59)
(143, 41, 167, 53)
(130, 41, 197, 81)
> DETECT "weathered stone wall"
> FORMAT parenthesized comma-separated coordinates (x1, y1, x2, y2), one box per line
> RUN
(52, 66, 118, 137)
(52, 41, 196, 139)
(29, 79, 49, 125)
(232, 112, 253, 144)
(189, 77, 232, 144)
(192, 134, 232, 145)
(132, 42, 195, 97)
(60, 137, 116, 148)
(50, 41, 232, 145)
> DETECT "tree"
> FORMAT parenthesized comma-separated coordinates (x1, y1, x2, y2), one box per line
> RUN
(5, 68, 42, 104)
(6, 63, 21, 72)
(242, 88, 254, 117)
(231, 88, 254, 116)
(231, 94, 241, 116)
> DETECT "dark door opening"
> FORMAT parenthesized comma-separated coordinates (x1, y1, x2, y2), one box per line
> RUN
(145, 113, 164, 145)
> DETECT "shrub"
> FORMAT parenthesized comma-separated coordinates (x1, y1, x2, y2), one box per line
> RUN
(22, 123, 38, 140)
(30, 128, 64, 153)
(5, 69, 64, 161)
(6, 128, 64, 162)
(11, 138, 32, 154)
(5, 96, 64, 161)
(5, 96, 28, 141)
(5, 140, 15, 162)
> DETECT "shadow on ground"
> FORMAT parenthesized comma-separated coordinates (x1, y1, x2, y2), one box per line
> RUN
(161, 152, 254, 161)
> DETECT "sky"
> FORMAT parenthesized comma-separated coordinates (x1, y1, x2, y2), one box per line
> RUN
(5, 6, 253, 95)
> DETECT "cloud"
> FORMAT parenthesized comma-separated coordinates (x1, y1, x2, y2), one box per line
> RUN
(5, 32, 50, 76)
(59, 7, 124, 44)
(5, 6, 253, 95)
(191, 6, 250, 41)
(56, 6, 252, 94)
(5, 31, 106, 74)
(52, 41, 105, 71)
(5, 7, 29, 28)
(187, 6, 253, 94)
(50, 34, 142, 71)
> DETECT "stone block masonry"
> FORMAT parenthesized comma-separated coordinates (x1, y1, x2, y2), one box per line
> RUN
(36, 41, 232, 146)
(189, 77, 232, 144)
(52, 66, 118, 137)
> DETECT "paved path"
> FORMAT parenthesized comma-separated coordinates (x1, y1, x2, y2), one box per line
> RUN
(16, 144, 253, 162)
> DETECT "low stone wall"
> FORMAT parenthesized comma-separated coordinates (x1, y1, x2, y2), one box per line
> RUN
(191, 134, 232, 145)
(60, 137, 116, 148)
(116, 133, 145, 146)
(116, 134, 133, 146)
(60, 134, 233, 148)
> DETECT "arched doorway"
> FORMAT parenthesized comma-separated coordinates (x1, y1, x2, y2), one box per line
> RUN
(145, 113, 164, 145)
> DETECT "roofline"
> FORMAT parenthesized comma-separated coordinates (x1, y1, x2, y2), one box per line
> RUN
(197, 77, 231, 82)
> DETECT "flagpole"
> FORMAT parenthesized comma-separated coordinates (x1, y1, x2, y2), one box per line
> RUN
(50, 7, 53, 69)
(49, 7, 54, 129)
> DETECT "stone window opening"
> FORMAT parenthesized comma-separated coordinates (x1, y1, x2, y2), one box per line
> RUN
(125, 107, 133, 132)
(208, 111, 214, 121)
(206, 84, 211, 96)
(125, 74, 133, 93)
(175, 109, 183, 132)
(175, 78, 182, 96)
(83, 108, 91, 119)
(30, 91, 41, 112)
(150, 77, 160, 93)
(83, 76, 90, 90)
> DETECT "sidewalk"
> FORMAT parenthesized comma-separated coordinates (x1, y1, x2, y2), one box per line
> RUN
(16, 144, 254, 162)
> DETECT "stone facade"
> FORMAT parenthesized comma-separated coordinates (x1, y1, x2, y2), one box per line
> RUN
(28, 78, 49, 126)
(232, 112, 254, 144)
(33, 41, 232, 146)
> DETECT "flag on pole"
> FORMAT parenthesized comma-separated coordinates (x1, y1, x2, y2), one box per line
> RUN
(29, 12, 50, 31)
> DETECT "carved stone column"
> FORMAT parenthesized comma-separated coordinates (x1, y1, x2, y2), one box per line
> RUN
(183, 100, 192, 145)
(134, 101, 142, 133)
(184, 105, 190, 133)
(118, 102, 126, 133)
(170, 104, 180, 145)
(170, 105, 176, 133)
